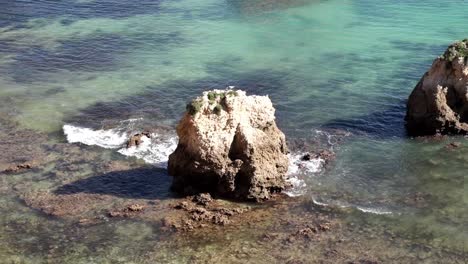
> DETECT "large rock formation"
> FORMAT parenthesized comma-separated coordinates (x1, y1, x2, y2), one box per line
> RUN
(406, 39, 468, 136)
(168, 89, 289, 201)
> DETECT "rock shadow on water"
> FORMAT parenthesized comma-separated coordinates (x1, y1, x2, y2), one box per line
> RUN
(54, 167, 174, 200)
(321, 100, 407, 138)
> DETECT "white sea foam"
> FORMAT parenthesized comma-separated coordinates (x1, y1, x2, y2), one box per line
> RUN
(284, 176, 308, 197)
(356, 206, 393, 215)
(63, 124, 128, 149)
(63, 124, 177, 167)
(335, 201, 394, 215)
(284, 153, 324, 197)
(288, 153, 324, 174)
(310, 197, 394, 215)
(117, 134, 177, 167)
(311, 198, 329, 207)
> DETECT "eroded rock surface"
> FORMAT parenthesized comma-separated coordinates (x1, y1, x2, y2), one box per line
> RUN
(168, 89, 289, 201)
(406, 39, 468, 136)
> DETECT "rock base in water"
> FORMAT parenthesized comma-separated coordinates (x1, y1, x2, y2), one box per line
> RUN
(405, 39, 468, 136)
(168, 89, 289, 201)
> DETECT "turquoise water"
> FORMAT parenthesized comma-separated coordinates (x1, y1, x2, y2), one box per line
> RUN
(0, 0, 467, 262)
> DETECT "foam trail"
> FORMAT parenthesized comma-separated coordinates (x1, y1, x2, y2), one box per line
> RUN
(288, 153, 324, 175)
(311, 198, 329, 206)
(285, 176, 308, 197)
(356, 206, 393, 215)
(63, 124, 128, 149)
(310, 197, 394, 215)
(63, 124, 177, 167)
(284, 153, 324, 197)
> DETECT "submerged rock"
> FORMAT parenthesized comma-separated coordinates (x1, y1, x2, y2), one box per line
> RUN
(300, 150, 335, 163)
(168, 89, 289, 201)
(167, 195, 251, 231)
(2, 163, 32, 174)
(108, 203, 146, 218)
(445, 141, 462, 150)
(405, 39, 468, 136)
(126, 131, 151, 148)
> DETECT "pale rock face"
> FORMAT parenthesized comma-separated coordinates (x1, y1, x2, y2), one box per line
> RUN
(168, 89, 289, 201)
(406, 40, 468, 135)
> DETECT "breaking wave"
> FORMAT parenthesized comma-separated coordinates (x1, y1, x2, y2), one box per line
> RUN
(63, 123, 177, 167)
(117, 135, 177, 166)
(63, 124, 128, 149)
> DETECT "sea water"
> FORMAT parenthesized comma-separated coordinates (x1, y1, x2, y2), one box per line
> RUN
(0, 0, 467, 262)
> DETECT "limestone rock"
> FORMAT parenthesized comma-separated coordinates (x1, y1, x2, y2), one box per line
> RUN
(168, 89, 289, 201)
(406, 39, 468, 136)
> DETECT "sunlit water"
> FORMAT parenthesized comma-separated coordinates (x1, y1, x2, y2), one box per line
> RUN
(0, 0, 467, 262)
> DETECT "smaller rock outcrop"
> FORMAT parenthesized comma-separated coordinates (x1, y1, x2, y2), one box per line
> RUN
(126, 131, 151, 148)
(168, 89, 289, 201)
(405, 39, 468, 136)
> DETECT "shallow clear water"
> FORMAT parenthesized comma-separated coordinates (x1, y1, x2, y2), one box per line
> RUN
(0, 0, 467, 262)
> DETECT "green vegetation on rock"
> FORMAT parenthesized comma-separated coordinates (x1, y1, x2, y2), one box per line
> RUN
(208, 90, 238, 102)
(186, 99, 203, 116)
(186, 90, 238, 116)
(207, 90, 239, 115)
(207, 92, 218, 101)
(213, 104, 223, 115)
(441, 39, 468, 62)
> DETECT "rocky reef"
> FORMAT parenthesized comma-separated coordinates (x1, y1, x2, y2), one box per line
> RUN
(405, 39, 468, 136)
(168, 89, 289, 201)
